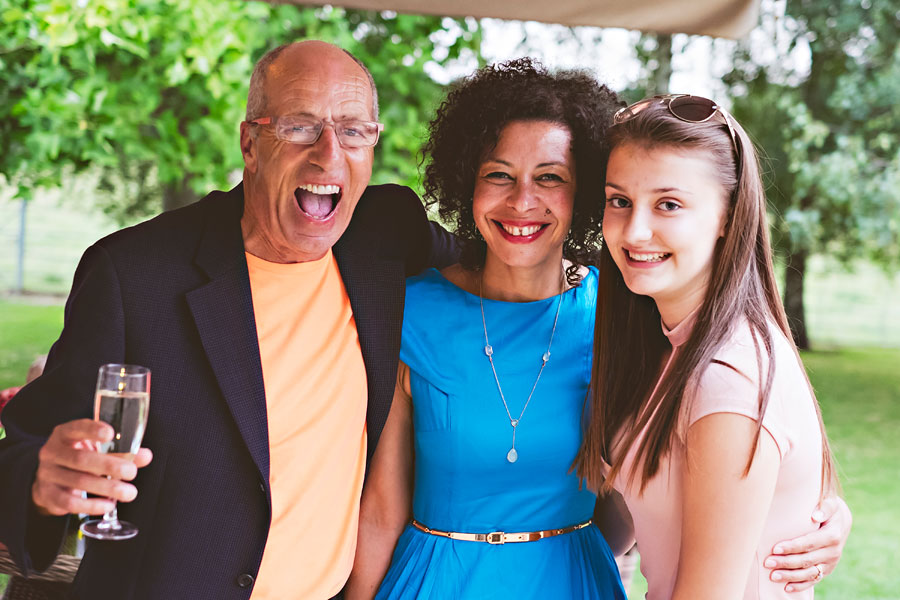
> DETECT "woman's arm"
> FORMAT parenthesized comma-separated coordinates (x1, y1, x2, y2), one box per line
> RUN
(345, 362, 415, 600)
(594, 489, 635, 557)
(671, 413, 781, 600)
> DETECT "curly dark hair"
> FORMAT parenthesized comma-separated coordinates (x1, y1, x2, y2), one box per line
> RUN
(421, 57, 622, 278)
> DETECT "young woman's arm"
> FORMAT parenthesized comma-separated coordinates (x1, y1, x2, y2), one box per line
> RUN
(671, 412, 781, 600)
(345, 362, 415, 600)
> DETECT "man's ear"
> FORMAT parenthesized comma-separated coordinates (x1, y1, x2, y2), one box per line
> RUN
(240, 122, 258, 174)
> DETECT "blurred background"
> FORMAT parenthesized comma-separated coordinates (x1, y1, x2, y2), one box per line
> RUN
(1, 0, 898, 598)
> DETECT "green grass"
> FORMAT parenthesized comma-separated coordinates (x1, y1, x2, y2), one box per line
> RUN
(627, 347, 900, 599)
(0, 300, 63, 389)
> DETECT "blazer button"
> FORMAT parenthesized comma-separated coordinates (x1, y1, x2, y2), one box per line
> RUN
(237, 573, 255, 588)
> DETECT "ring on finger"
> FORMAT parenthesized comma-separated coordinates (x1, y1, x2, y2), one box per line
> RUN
(813, 564, 824, 581)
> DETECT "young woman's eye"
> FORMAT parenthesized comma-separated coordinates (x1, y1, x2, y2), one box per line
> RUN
(606, 197, 630, 209)
(659, 200, 681, 211)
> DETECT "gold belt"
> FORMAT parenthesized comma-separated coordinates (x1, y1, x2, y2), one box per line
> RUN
(410, 519, 592, 545)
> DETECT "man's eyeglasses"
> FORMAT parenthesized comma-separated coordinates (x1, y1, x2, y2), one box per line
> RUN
(613, 94, 742, 168)
(247, 116, 384, 148)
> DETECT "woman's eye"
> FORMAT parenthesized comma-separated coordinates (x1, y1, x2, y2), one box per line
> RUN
(659, 200, 681, 211)
(537, 173, 564, 182)
(484, 171, 512, 180)
(607, 197, 629, 209)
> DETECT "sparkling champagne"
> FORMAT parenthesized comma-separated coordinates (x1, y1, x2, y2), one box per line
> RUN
(94, 390, 150, 458)
(81, 364, 151, 541)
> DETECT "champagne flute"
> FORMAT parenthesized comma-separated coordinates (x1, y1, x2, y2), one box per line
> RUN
(79, 364, 150, 541)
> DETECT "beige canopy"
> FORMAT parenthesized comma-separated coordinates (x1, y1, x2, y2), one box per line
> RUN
(285, 0, 759, 39)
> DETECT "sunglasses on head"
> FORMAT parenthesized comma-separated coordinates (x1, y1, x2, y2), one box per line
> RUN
(614, 94, 742, 171)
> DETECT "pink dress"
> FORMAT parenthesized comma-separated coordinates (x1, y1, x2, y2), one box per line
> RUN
(611, 314, 824, 599)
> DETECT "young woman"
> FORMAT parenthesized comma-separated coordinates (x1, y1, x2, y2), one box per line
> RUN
(346, 58, 629, 599)
(577, 95, 843, 599)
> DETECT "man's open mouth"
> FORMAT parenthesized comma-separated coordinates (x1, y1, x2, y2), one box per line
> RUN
(295, 184, 342, 220)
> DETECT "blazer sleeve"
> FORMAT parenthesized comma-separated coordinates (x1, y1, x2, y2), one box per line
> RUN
(392, 186, 459, 275)
(0, 243, 127, 574)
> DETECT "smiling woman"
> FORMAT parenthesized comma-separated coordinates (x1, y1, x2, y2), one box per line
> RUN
(345, 58, 630, 600)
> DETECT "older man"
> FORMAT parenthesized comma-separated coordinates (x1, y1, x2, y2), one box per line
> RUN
(0, 41, 455, 599)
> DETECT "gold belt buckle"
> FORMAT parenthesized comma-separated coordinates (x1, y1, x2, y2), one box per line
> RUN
(486, 531, 505, 545)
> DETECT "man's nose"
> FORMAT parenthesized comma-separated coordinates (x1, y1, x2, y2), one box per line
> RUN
(307, 124, 343, 169)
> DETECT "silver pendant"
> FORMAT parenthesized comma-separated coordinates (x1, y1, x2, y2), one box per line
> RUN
(507, 448, 518, 463)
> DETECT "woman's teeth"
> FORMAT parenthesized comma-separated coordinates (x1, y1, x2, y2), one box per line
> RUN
(298, 183, 340, 195)
(501, 223, 543, 236)
(627, 251, 670, 262)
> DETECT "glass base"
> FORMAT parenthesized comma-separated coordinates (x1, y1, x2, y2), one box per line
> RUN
(80, 518, 139, 541)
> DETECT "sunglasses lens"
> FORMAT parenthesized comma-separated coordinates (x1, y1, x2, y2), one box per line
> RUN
(668, 96, 717, 122)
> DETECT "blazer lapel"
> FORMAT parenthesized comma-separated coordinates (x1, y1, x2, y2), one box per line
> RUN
(185, 185, 270, 483)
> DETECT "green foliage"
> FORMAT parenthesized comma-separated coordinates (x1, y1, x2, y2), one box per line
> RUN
(0, 0, 481, 220)
(724, 0, 900, 270)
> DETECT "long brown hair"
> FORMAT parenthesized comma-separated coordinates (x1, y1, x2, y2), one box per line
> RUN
(575, 101, 837, 496)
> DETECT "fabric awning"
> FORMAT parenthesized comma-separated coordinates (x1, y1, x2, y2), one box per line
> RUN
(285, 0, 759, 39)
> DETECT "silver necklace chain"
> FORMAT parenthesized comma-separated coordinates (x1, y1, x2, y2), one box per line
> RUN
(479, 268, 565, 463)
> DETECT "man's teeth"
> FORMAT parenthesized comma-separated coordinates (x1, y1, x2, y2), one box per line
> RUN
(628, 251, 669, 262)
(501, 223, 543, 236)
(298, 184, 340, 195)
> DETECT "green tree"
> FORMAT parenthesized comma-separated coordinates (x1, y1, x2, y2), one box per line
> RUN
(724, 0, 900, 347)
(0, 0, 481, 221)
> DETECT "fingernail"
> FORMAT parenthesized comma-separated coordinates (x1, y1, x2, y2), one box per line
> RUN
(121, 485, 137, 502)
(785, 585, 794, 592)
(772, 572, 782, 582)
(773, 545, 784, 554)
(764, 558, 776, 568)
(812, 510, 825, 522)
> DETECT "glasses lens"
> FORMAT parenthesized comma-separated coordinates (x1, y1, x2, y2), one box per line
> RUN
(336, 121, 380, 148)
(276, 117, 322, 144)
(668, 96, 717, 122)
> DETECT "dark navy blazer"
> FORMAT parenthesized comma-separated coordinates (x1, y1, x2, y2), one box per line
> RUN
(0, 183, 458, 599)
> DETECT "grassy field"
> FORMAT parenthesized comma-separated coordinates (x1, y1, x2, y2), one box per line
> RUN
(1, 298, 898, 597)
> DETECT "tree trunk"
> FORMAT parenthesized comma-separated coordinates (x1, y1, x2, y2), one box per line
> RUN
(162, 177, 198, 212)
(653, 34, 673, 95)
(783, 246, 810, 349)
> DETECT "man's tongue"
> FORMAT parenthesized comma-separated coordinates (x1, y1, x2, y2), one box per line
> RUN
(295, 189, 334, 218)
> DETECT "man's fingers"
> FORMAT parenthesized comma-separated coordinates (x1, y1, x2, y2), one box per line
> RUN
(36, 463, 137, 502)
(41, 443, 137, 480)
(133, 448, 153, 469)
(32, 482, 116, 517)
(51, 419, 114, 445)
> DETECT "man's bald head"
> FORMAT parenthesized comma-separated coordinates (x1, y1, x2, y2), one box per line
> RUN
(246, 41, 379, 122)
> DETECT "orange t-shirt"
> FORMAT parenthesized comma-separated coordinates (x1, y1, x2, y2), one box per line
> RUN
(246, 250, 368, 599)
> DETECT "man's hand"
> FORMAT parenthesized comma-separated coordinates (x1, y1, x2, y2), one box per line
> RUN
(764, 496, 851, 592)
(31, 419, 153, 517)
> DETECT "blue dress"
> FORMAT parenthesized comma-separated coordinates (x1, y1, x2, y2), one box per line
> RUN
(376, 267, 626, 599)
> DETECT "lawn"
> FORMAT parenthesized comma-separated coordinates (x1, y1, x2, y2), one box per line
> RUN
(1, 301, 898, 598)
